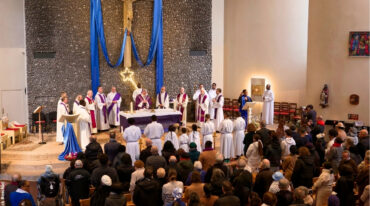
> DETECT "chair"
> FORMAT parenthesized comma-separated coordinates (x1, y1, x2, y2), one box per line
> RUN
(1, 133, 11, 151)
(47, 111, 57, 132)
(223, 98, 232, 117)
(79, 198, 90, 206)
(32, 112, 47, 134)
(10, 123, 27, 142)
(280, 102, 290, 121)
(289, 103, 297, 120)
(274, 102, 281, 122)
(231, 99, 240, 119)
(124, 193, 132, 202)
(293, 107, 302, 122)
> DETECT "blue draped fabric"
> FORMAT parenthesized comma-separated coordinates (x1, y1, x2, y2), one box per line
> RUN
(58, 123, 82, 161)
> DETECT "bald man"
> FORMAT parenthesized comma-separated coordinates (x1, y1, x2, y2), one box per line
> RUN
(156, 86, 169, 109)
(140, 138, 153, 163)
(357, 129, 369, 159)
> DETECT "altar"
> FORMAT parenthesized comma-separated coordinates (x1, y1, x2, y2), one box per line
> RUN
(120, 109, 182, 132)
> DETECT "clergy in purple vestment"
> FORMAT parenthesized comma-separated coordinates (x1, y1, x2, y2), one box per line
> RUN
(135, 89, 152, 110)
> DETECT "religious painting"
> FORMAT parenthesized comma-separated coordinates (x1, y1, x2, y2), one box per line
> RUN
(251, 78, 265, 102)
(349, 32, 370, 56)
(349, 94, 359, 105)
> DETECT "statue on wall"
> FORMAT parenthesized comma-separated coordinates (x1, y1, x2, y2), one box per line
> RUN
(320, 84, 329, 108)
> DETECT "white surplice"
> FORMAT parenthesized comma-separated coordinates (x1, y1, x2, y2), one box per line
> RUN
(208, 89, 217, 119)
(262, 90, 274, 125)
(197, 94, 209, 123)
(95, 92, 110, 130)
(77, 105, 91, 151)
(233, 117, 246, 157)
(156, 92, 169, 109)
(193, 89, 208, 121)
(144, 121, 164, 155)
(56, 102, 69, 142)
(212, 94, 224, 130)
(123, 125, 142, 164)
(201, 120, 215, 149)
(85, 97, 97, 134)
(107, 92, 122, 126)
(179, 134, 189, 152)
(73, 100, 80, 114)
(164, 131, 179, 150)
(174, 93, 188, 125)
(219, 118, 235, 159)
(132, 88, 142, 101)
(189, 131, 202, 152)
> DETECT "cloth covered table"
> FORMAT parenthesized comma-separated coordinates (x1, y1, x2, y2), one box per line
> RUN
(120, 109, 182, 132)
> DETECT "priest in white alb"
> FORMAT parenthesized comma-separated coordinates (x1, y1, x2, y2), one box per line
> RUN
(212, 88, 224, 130)
(192, 84, 208, 120)
(174, 87, 188, 125)
(73, 95, 83, 114)
(233, 114, 246, 157)
(144, 115, 164, 154)
(95, 86, 110, 130)
(201, 114, 215, 149)
(156, 86, 169, 109)
(123, 118, 142, 164)
(77, 100, 91, 151)
(219, 114, 235, 160)
(262, 84, 274, 125)
(107, 86, 122, 126)
(57, 96, 70, 144)
(85, 90, 97, 134)
(132, 82, 142, 101)
(208, 83, 217, 119)
(197, 89, 209, 123)
(58, 91, 67, 104)
(135, 89, 152, 110)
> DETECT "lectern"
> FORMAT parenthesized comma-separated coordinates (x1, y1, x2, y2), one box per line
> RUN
(33, 106, 45, 144)
(243, 102, 256, 123)
(60, 114, 80, 144)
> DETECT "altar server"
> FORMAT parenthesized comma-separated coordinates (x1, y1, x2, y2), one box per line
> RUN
(85, 90, 97, 134)
(156, 86, 169, 109)
(95, 86, 110, 131)
(135, 89, 152, 110)
(197, 89, 209, 123)
(174, 87, 188, 125)
(144, 115, 164, 154)
(208, 83, 217, 119)
(73, 95, 83, 114)
(57, 97, 70, 143)
(219, 114, 235, 160)
(262, 84, 274, 125)
(123, 118, 142, 164)
(179, 127, 189, 152)
(192, 84, 208, 120)
(212, 88, 224, 130)
(164, 125, 179, 150)
(189, 124, 202, 152)
(77, 100, 91, 151)
(107, 86, 122, 126)
(132, 83, 142, 101)
(233, 114, 246, 157)
(201, 114, 215, 149)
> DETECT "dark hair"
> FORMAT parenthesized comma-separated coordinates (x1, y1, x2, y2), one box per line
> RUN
(203, 184, 213, 198)
(306, 105, 313, 110)
(338, 164, 354, 177)
(334, 137, 343, 144)
(191, 171, 201, 183)
(329, 129, 338, 137)
(262, 192, 277, 205)
(192, 124, 198, 131)
(128, 118, 135, 125)
(289, 145, 298, 155)
(260, 121, 266, 128)
(205, 141, 213, 148)
(250, 192, 262, 206)
(181, 127, 187, 133)
(109, 132, 116, 139)
(98, 153, 109, 166)
(162, 141, 176, 153)
(79, 99, 86, 106)
(323, 161, 332, 170)
(168, 125, 176, 132)
(298, 147, 310, 157)
(151, 115, 157, 121)
(217, 88, 222, 93)
(205, 114, 210, 120)
(118, 145, 126, 153)
(110, 183, 124, 194)
(168, 169, 177, 181)
(222, 181, 233, 193)
(144, 166, 154, 179)
(253, 134, 263, 156)
(188, 192, 201, 206)
(285, 129, 293, 137)
(299, 127, 306, 135)
(121, 153, 132, 166)
(290, 125, 296, 131)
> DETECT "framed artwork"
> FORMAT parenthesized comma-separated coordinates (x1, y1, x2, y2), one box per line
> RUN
(349, 31, 369, 56)
(349, 94, 359, 105)
(251, 78, 265, 102)
(348, 114, 359, 121)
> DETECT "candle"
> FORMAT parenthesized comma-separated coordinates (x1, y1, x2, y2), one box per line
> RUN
(130, 102, 133, 113)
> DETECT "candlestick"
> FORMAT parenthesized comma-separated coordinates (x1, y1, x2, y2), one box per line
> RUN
(130, 102, 133, 113)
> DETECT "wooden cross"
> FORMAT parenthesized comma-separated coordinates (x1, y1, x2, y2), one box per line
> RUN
(123, 0, 136, 69)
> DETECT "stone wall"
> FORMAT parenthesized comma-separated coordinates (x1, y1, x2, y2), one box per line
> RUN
(25, 0, 212, 122)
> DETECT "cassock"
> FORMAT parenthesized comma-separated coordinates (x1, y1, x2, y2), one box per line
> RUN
(262, 90, 274, 125)
(219, 118, 235, 159)
(107, 92, 122, 126)
(189, 131, 202, 152)
(239, 95, 252, 125)
(123, 125, 141, 164)
(164, 131, 179, 150)
(56, 102, 69, 142)
(179, 134, 189, 152)
(208, 89, 217, 119)
(135, 94, 152, 110)
(132, 88, 142, 101)
(212, 94, 224, 130)
(95, 92, 110, 130)
(73, 100, 80, 114)
(156, 92, 169, 109)
(197, 94, 209, 123)
(144, 121, 164, 154)
(85, 97, 97, 134)
(233, 117, 246, 157)
(201, 120, 215, 149)
(77, 105, 91, 151)
(174, 93, 188, 125)
(193, 90, 208, 121)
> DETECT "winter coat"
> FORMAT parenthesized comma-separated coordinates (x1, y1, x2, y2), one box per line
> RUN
(291, 156, 315, 188)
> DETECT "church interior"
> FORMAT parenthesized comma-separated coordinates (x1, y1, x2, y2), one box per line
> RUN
(0, 0, 369, 205)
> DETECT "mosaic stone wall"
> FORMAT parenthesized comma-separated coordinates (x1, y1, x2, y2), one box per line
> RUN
(25, 0, 212, 122)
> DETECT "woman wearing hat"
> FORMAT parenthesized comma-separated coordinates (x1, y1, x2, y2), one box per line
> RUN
(269, 172, 291, 194)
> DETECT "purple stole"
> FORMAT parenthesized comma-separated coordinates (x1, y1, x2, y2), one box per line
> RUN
(74, 100, 79, 106)
(60, 102, 69, 113)
(136, 95, 150, 109)
(158, 92, 168, 108)
(177, 93, 187, 119)
(107, 93, 121, 121)
(86, 97, 97, 129)
(214, 95, 223, 119)
(197, 95, 207, 122)
(97, 94, 107, 123)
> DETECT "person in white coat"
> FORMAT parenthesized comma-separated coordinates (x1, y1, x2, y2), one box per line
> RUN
(212, 88, 224, 130)
(85, 90, 97, 134)
(57, 96, 70, 143)
(192, 84, 208, 121)
(246, 133, 264, 172)
(233, 115, 246, 157)
(107, 86, 122, 126)
(189, 124, 202, 152)
(73, 95, 83, 114)
(280, 129, 296, 158)
(219, 114, 235, 160)
(164, 125, 179, 150)
(156, 86, 169, 109)
(174, 87, 188, 125)
(201, 114, 215, 149)
(77, 100, 91, 151)
(197, 89, 209, 124)
(144, 115, 164, 155)
(179, 127, 189, 152)
(123, 118, 142, 164)
(262, 84, 274, 125)
(208, 83, 217, 119)
(95, 86, 110, 130)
